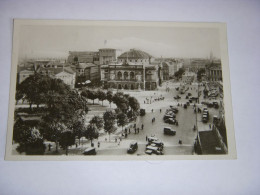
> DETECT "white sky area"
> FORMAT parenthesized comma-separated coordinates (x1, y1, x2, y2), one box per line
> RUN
(18, 25, 221, 60)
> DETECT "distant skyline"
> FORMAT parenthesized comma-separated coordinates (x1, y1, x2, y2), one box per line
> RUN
(18, 24, 221, 60)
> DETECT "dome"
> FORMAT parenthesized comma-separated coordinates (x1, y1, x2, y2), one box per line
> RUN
(118, 49, 152, 59)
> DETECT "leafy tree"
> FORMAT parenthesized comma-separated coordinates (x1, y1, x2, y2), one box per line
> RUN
(97, 90, 106, 106)
(106, 90, 113, 108)
(127, 110, 138, 121)
(15, 127, 46, 155)
(15, 84, 24, 104)
(117, 112, 128, 131)
(103, 110, 116, 141)
(112, 92, 129, 113)
(59, 129, 75, 155)
(174, 68, 185, 79)
(84, 124, 99, 145)
(128, 96, 140, 112)
(89, 115, 104, 130)
(82, 89, 97, 105)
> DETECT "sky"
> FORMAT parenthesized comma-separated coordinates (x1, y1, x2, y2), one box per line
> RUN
(18, 24, 221, 60)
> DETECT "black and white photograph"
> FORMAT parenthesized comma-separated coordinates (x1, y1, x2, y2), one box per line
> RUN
(5, 20, 236, 160)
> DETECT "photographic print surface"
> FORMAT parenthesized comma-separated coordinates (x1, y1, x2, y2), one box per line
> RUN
(5, 20, 236, 160)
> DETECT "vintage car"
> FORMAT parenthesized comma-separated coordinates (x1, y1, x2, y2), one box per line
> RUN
(163, 127, 176, 136)
(146, 146, 164, 155)
(127, 141, 138, 154)
(82, 147, 97, 155)
(164, 118, 177, 125)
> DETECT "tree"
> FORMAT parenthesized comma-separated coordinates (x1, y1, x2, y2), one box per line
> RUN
(174, 68, 185, 79)
(83, 89, 97, 105)
(128, 96, 140, 112)
(117, 112, 128, 131)
(89, 115, 104, 130)
(97, 90, 106, 106)
(106, 90, 113, 108)
(15, 127, 46, 155)
(112, 92, 129, 113)
(59, 130, 75, 155)
(84, 124, 99, 145)
(103, 110, 116, 141)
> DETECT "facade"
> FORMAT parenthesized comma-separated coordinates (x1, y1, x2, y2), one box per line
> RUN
(161, 62, 170, 80)
(39, 66, 76, 89)
(68, 51, 100, 65)
(101, 63, 160, 90)
(54, 71, 76, 89)
(206, 62, 222, 81)
(75, 63, 100, 86)
(99, 48, 121, 65)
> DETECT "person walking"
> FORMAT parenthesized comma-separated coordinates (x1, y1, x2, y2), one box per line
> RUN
(98, 142, 100, 148)
(146, 136, 148, 141)
(141, 124, 144, 130)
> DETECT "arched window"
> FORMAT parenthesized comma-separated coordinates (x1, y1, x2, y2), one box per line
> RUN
(130, 72, 135, 80)
(117, 72, 122, 80)
(124, 72, 128, 80)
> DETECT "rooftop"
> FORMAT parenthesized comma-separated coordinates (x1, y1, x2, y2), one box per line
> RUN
(118, 49, 152, 59)
(198, 130, 225, 154)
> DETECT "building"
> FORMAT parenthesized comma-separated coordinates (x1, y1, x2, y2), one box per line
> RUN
(194, 126, 228, 155)
(18, 69, 35, 84)
(161, 62, 170, 80)
(117, 49, 154, 65)
(39, 66, 76, 89)
(181, 72, 196, 83)
(75, 63, 100, 86)
(206, 61, 222, 81)
(99, 48, 121, 65)
(101, 49, 161, 90)
(68, 51, 100, 65)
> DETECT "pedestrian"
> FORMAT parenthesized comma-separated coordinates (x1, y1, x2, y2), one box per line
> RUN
(115, 138, 117, 143)
(153, 117, 156, 122)
(209, 124, 211, 129)
(135, 128, 136, 134)
(152, 109, 153, 113)
(98, 142, 100, 148)
(179, 139, 182, 145)
(118, 141, 120, 146)
(137, 128, 139, 133)
(160, 109, 161, 113)
(146, 136, 148, 141)
(129, 128, 131, 133)
(48, 143, 52, 151)
(141, 124, 144, 130)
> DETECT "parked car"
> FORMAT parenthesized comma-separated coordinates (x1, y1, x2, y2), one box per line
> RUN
(147, 136, 159, 143)
(146, 146, 164, 155)
(127, 141, 138, 154)
(163, 127, 176, 135)
(163, 114, 176, 120)
(164, 118, 177, 125)
(82, 147, 96, 155)
(147, 140, 164, 149)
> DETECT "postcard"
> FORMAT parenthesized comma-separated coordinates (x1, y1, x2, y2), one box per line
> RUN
(5, 19, 236, 160)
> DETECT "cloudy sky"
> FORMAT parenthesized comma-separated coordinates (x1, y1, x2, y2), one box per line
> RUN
(18, 24, 221, 60)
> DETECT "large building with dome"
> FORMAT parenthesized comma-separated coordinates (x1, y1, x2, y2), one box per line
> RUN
(100, 49, 163, 90)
